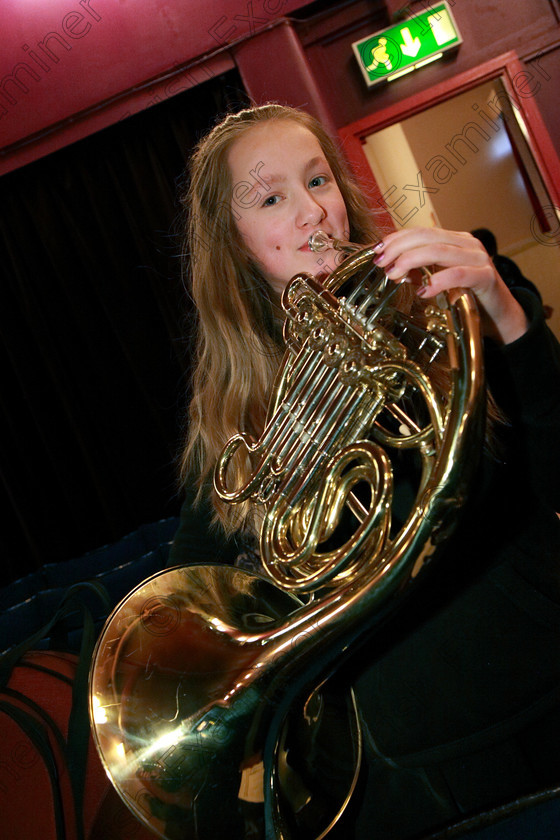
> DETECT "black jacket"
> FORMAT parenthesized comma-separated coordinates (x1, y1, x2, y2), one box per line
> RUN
(169, 291, 560, 837)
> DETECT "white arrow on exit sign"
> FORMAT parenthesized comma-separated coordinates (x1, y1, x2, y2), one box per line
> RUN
(400, 27, 421, 57)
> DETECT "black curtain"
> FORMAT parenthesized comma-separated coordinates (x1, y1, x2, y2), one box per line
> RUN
(0, 71, 248, 587)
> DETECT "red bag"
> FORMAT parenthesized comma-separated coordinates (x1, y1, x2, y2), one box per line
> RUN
(1, 650, 153, 840)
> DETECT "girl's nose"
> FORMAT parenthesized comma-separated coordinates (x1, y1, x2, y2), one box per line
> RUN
(296, 192, 325, 227)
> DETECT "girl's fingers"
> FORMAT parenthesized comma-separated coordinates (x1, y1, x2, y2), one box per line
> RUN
(376, 229, 488, 281)
(380, 226, 478, 258)
(413, 264, 490, 296)
(374, 228, 494, 297)
(374, 227, 529, 344)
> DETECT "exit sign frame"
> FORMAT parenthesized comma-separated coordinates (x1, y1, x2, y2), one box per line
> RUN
(352, 2, 462, 88)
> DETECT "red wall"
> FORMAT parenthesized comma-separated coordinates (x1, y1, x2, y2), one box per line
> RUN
(2, 0, 560, 176)
(0, 0, 311, 173)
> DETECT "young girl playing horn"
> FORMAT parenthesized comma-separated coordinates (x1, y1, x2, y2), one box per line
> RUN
(170, 103, 560, 839)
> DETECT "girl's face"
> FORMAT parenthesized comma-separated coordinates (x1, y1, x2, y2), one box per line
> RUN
(227, 120, 349, 294)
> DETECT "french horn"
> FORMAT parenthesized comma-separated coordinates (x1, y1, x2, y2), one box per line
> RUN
(89, 232, 484, 839)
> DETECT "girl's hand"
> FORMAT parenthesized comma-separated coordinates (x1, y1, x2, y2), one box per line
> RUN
(374, 227, 529, 345)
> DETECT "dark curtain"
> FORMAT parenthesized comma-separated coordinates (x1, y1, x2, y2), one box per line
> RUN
(0, 71, 249, 587)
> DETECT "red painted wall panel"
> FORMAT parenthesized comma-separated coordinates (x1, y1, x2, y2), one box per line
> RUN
(0, 0, 310, 164)
(2, 0, 560, 178)
(233, 21, 337, 134)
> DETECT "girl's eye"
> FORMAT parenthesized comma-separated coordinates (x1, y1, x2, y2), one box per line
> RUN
(262, 194, 281, 207)
(309, 175, 328, 188)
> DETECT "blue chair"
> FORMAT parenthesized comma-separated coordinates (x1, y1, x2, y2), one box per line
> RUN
(0, 517, 179, 656)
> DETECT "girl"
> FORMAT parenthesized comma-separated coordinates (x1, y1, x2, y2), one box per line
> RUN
(170, 103, 560, 838)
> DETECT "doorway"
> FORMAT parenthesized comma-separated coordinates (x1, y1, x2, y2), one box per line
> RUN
(340, 54, 560, 338)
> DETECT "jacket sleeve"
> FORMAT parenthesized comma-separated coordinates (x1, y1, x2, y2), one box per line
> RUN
(484, 289, 560, 510)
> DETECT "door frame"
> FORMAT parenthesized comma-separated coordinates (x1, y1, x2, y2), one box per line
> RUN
(338, 51, 560, 230)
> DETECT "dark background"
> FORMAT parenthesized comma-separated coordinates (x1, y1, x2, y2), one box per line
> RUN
(0, 70, 248, 587)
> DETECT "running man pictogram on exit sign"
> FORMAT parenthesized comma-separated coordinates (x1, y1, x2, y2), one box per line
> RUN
(353, 2, 462, 87)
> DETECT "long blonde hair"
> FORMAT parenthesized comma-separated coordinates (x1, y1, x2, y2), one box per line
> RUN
(179, 104, 417, 533)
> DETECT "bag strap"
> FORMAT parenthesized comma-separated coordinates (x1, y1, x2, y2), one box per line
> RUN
(67, 584, 109, 840)
(0, 580, 111, 685)
(0, 696, 68, 839)
(0, 580, 112, 840)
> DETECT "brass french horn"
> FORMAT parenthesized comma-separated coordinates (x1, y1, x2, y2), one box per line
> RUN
(89, 233, 484, 839)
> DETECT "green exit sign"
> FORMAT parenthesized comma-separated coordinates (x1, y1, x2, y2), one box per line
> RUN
(353, 2, 462, 87)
